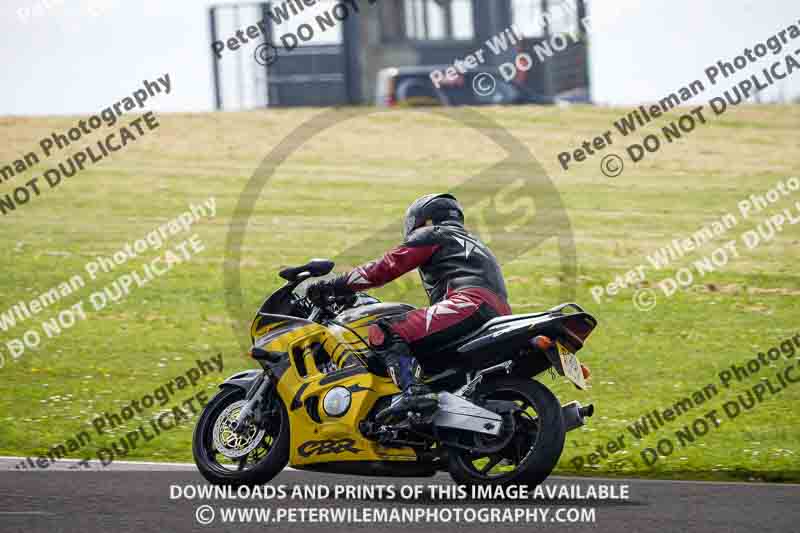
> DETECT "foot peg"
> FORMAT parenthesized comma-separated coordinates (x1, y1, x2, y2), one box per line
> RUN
(376, 392, 438, 423)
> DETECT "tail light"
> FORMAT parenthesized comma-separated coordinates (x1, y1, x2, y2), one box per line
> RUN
(563, 315, 596, 343)
(531, 335, 553, 351)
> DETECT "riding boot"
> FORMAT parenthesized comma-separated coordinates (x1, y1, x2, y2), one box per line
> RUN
(370, 325, 438, 421)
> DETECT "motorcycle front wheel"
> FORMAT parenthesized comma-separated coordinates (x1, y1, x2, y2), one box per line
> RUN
(447, 376, 565, 487)
(192, 386, 290, 486)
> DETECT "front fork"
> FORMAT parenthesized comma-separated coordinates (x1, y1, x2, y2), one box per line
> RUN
(232, 373, 274, 435)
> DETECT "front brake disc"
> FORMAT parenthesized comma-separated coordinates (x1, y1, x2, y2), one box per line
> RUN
(212, 400, 267, 459)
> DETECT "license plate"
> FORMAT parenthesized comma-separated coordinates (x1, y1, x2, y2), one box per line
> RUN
(557, 341, 587, 390)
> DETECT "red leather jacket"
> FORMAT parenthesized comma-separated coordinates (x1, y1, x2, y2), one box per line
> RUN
(333, 222, 509, 311)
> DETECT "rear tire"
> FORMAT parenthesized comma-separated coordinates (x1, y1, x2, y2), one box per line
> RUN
(193, 387, 290, 486)
(447, 377, 565, 487)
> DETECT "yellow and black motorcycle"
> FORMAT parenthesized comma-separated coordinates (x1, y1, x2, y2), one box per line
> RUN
(193, 259, 597, 486)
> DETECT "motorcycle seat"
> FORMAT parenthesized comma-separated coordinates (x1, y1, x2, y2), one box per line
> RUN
(428, 303, 586, 356)
(429, 311, 552, 355)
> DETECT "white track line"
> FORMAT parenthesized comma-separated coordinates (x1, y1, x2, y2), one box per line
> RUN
(2, 456, 798, 486)
(0, 456, 297, 472)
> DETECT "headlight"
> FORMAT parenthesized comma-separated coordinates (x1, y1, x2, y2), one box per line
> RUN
(322, 387, 351, 417)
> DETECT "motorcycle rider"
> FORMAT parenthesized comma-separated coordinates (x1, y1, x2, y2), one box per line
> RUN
(308, 194, 511, 418)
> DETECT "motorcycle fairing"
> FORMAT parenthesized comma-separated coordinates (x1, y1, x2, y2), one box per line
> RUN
(251, 311, 418, 467)
(279, 365, 417, 467)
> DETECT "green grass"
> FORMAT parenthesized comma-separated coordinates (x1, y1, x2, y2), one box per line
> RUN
(0, 105, 798, 481)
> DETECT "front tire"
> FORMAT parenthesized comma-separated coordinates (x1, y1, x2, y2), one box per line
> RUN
(192, 386, 290, 486)
(447, 377, 565, 487)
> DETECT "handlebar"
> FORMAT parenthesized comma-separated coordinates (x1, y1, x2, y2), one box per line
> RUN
(316, 293, 357, 310)
(304, 286, 357, 316)
(305, 293, 356, 323)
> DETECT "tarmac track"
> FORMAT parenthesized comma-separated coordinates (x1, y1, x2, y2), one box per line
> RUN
(0, 457, 797, 533)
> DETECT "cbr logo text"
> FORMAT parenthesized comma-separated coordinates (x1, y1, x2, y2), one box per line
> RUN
(297, 438, 362, 457)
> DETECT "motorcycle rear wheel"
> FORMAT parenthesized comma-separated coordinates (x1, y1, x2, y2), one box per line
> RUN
(447, 376, 565, 487)
(193, 386, 290, 486)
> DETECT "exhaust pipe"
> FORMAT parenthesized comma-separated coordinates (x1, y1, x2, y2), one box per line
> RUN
(562, 401, 595, 432)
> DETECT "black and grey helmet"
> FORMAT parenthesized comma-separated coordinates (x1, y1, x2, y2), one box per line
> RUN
(403, 193, 464, 240)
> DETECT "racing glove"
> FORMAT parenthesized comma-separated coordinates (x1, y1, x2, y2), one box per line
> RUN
(306, 277, 355, 308)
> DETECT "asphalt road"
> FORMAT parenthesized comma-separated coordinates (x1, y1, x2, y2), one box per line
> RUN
(0, 458, 797, 533)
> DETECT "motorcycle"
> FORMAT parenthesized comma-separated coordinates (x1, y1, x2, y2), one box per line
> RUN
(193, 259, 598, 487)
